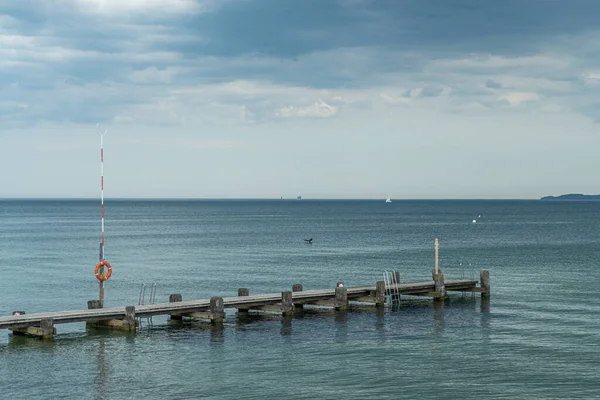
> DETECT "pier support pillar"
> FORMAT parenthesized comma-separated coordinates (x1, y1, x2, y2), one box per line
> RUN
(480, 270, 490, 298)
(375, 281, 386, 307)
(168, 294, 183, 323)
(86, 303, 138, 332)
(123, 306, 137, 332)
(238, 288, 249, 314)
(209, 296, 225, 324)
(432, 270, 447, 301)
(292, 284, 303, 310)
(335, 287, 348, 311)
(86, 299, 104, 330)
(281, 291, 294, 316)
(40, 318, 55, 339)
(10, 318, 55, 339)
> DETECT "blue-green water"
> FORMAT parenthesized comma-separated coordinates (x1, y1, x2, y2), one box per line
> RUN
(0, 199, 599, 399)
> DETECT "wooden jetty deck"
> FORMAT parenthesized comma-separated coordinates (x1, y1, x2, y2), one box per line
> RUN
(0, 271, 490, 339)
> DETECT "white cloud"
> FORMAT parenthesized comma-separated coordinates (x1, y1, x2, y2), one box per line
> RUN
(0, 35, 35, 47)
(430, 54, 570, 70)
(0, 4, 597, 129)
(129, 66, 186, 84)
(0, 101, 28, 110)
(581, 71, 600, 85)
(380, 93, 411, 105)
(112, 115, 134, 123)
(276, 99, 338, 118)
(75, 0, 205, 15)
(498, 92, 539, 106)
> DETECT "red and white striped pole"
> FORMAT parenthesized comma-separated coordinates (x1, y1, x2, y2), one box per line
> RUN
(101, 130, 105, 254)
(98, 125, 107, 305)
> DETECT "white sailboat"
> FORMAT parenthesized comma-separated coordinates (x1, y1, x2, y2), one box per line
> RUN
(385, 195, 392, 203)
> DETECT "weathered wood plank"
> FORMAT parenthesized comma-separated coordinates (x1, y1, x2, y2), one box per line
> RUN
(350, 296, 377, 303)
(302, 299, 337, 308)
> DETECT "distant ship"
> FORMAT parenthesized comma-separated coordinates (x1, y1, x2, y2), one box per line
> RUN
(297, 195, 302, 200)
(385, 195, 392, 203)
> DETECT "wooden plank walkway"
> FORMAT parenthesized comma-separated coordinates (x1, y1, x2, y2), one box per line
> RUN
(0, 278, 481, 331)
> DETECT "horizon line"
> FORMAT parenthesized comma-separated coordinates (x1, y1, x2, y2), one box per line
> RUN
(0, 196, 548, 201)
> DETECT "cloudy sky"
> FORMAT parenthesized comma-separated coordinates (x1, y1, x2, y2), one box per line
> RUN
(1, 0, 599, 199)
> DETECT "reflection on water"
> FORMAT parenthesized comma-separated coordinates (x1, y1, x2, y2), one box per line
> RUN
(280, 315, 293, 336)
(433, 300, 445, 339)
(375, 305, 385, 342)
(94, 337, 108, 400)
(8, 333, 58, 350)
(334, 310, 348, 342)
(480, 297, 491, 342)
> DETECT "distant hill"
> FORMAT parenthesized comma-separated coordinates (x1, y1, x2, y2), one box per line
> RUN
(540, 194, 600, 201)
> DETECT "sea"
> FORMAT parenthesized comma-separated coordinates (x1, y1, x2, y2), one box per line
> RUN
(0, 199, 599, 399)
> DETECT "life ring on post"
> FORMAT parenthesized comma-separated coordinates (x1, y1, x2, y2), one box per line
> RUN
(95, 260, 112, 282)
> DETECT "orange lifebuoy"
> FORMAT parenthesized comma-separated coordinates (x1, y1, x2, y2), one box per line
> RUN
(95, 260, 112, 282)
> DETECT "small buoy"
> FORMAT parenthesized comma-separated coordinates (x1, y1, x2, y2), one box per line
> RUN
(472, 219, 477, 223)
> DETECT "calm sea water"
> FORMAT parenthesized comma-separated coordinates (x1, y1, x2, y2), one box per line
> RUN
(0, 199, 599, 399)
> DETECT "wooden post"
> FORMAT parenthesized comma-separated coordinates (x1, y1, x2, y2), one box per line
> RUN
(169, 294, 183, 323)
(40, 318, 55, 339)
(292, 284, 303, 309)
(169, 294, 183, 302)
(432, 238, 445, 301)
(281, 291, 293, 316)
(86, 300, 103, 329)
(480, 270, 490, 298)
(375, 280, 386, 307)
(434, 238, 439, 275)
(124, 306, 136, 332)
(432, 272, 447, 301)
(88, 300, 102, 309)
(210, 296, 225, 324)
(335, 287, 348, 311)
(238, 288, 249, 313)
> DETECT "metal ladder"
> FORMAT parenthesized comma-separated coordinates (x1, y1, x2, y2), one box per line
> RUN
(383, 270, 401, 307)
(137, 282, 157, 326)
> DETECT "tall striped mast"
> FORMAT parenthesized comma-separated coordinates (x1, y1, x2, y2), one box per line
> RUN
(100, 127, 105, 256)
(98, 124, 107, 305)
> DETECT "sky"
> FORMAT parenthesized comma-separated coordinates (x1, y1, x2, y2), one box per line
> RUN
(0, 0, 599, 199)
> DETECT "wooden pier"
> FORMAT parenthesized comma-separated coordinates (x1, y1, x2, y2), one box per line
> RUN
(0, 271, 490, 339)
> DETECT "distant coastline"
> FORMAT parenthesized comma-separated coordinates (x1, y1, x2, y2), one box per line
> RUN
(540, 194, 600, 201)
